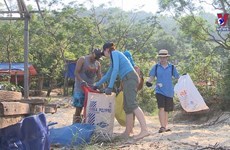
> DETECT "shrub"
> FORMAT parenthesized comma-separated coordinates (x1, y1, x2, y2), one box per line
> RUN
(221, 58, 230, 111)
(0, 81, 23, 92)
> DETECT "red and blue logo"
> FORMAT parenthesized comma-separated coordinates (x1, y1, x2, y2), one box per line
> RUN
(217, 13, 229, 26)
(216, 13, 229, 31)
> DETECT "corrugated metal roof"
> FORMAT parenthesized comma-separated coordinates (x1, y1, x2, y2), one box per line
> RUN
(0, 63, 37, 75)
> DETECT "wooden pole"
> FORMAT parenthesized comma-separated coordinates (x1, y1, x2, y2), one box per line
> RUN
(63, 60, 68, 96)
(24, 16, 29, 99)
(0, 0, 43, 99)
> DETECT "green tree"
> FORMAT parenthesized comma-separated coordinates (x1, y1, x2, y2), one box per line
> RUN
(158, 0, 230, 50)
(158, 0, 230, 109)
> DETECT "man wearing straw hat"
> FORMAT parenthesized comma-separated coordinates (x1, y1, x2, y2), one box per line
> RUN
(146, 49, 180, 133)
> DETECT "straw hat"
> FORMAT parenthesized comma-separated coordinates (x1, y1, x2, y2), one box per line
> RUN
(157, 49, 171, 57)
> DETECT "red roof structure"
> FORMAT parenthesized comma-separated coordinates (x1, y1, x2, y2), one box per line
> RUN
(0, 63, 37, 83)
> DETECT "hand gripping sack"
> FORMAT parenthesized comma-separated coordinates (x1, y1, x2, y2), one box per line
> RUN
(174, 74, 209, 112)
(85, 92, 115, 137)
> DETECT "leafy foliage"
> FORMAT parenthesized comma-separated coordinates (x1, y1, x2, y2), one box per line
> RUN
(0, 0, 229, 112)
(137, 87, 157, 114)
(0, 81, 23, 92)
(179, 16, 209, 40)
(222, 58, 230, 110)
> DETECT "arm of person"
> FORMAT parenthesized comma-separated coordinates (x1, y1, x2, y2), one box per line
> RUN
(95, 65, 112, 87)
(75, 56, 85, 83)
(108, 52, 119, 88)
(147, 64, 157, 82)
(145, 76, 154, 87)
(173, 66, 180, 80)
(146, 64, 157, 87)
(96, 62, 102, 80)
(147, 76, 154, 83)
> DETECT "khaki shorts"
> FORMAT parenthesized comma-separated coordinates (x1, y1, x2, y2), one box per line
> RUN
(122, 71, 139, 114)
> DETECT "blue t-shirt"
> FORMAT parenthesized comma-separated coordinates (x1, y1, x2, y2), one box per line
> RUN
(96, 50, 134, 88)
(149, 63, 180, 98)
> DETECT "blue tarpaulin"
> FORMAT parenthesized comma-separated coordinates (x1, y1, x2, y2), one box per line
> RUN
(0, 112, 95, 149)
(0, 62, 37, 76)
(64, 62, 76, 79)
(0, 113, 50, 150)
(0, 63, 31, 71)
(49, 123, 95, 147)
(0, 62, 37, 83)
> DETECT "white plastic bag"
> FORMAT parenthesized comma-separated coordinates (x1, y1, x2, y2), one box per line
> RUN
(174, 74, 209, 112)
(85, 92, 115, 137)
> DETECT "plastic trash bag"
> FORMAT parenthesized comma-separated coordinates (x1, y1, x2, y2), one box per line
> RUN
(0, 113, 50, 150)
(174, 74, 209, 112)
(114, 92, 135, 127)
(115, 91, 126, 126)
(49, 123, 95, 147)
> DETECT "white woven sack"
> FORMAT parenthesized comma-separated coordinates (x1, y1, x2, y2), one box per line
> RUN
(174, 74, 209, 112)
(85, 92, 115, 137)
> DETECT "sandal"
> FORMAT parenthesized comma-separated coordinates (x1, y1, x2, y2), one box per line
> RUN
(158, 127, 166, 133)
(166, 129, 171, 132)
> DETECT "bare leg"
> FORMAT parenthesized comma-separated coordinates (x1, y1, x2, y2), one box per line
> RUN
(73, 107, 82, 123)
(165, 111, 168, 129)
(159, 108, 166, 128)
(120, 113, 134, 138)
(133, 107, 149, 140)
(129, 113, 135, 135)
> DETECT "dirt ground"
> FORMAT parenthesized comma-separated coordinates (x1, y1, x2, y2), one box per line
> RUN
(45, 95, 230, 150)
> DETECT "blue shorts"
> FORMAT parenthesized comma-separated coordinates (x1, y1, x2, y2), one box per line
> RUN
(72, 92, 85, 107)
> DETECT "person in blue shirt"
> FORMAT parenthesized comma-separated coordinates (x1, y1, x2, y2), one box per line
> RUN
(122, 50, 144, 91)
(95, 42, 149, 140)
(146, 49, 180, 133)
